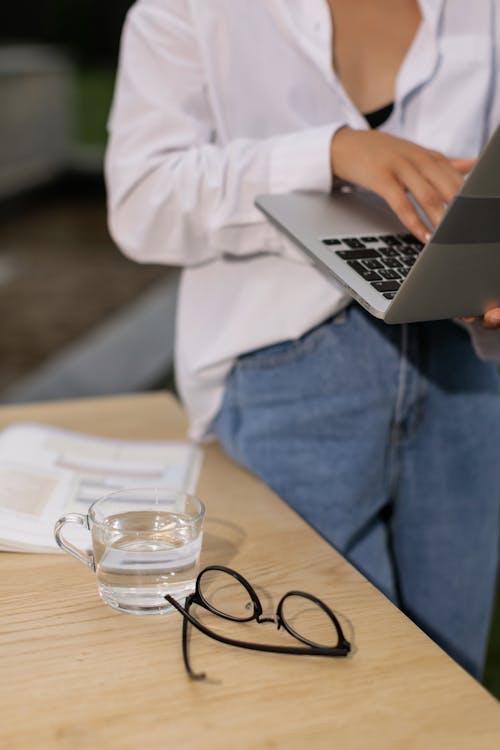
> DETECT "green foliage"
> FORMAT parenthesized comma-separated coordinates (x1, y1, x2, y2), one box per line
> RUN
(484, 583, 500, 699)
(75, 68, 116, 146)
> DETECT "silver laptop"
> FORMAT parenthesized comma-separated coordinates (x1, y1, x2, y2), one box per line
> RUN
(255, 125, 500, 323)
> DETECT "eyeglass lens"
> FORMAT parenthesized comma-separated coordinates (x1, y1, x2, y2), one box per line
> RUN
(197, 567, 259, 621)
(197, 567, 346, 650)
(278, 592, 346, 649)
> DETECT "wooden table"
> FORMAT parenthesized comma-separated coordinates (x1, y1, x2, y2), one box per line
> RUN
(1, 393, 499, 749)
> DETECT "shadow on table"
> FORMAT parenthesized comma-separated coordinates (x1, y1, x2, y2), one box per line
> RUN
(201, 517, 247, 569)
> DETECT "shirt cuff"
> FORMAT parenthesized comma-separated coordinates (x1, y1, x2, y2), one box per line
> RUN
(269, 122, 346, 195)
(455, 318, 500, 362)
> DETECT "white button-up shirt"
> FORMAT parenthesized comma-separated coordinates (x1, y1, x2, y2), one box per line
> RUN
(105, 0, 500, 440)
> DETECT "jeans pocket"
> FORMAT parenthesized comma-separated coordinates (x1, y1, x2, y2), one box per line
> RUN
(237, 310, 347, 371)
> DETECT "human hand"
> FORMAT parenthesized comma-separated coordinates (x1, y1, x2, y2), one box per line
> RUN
(330, 129, 500, 330)
(462, 310, 500, 329)
(330, 128, 476, 244)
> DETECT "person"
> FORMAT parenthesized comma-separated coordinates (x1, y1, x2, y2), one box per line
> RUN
(105, 0, 500, 679)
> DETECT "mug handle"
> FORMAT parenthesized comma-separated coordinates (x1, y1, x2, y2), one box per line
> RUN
(54, 514, 95, 571)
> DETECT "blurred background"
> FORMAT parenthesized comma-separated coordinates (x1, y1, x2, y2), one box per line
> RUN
(0, 0, 177, 406)
(1, 0, 499, 697)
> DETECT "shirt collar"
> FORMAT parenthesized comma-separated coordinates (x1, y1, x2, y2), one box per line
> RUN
(278, 0, 446, 114)
(395, 0, 445, 105)
(418, 0, 445, 36)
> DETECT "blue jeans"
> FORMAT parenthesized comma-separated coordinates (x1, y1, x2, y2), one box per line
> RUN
(213, 304, 500, 678)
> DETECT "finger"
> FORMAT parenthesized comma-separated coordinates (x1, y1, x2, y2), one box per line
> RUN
(482, 308, 500, 329)
(425, 148, 476, 171)
(381, 176, 431, 244)
(449, 158, 477, 174)
(417, 155, 465, 204)
(395, 162, 447, 227)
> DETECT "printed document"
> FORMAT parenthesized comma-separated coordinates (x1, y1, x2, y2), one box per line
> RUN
(0, 423, 203, 553)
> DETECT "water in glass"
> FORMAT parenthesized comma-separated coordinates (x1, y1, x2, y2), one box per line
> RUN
(92, 510, 203, 614)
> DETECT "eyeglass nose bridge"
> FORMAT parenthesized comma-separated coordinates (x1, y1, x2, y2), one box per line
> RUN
(166, 567, 352, 681)
(256, 614, 275, 624)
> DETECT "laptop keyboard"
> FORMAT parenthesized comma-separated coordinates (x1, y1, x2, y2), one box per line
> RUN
(321, 233, 424, 300)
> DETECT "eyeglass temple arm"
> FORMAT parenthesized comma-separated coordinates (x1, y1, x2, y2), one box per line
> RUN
(165, 594, 350, 661)
(181, 605, 206, 680)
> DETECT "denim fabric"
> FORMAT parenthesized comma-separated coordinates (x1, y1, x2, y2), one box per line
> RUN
(213, 304, 500, 678)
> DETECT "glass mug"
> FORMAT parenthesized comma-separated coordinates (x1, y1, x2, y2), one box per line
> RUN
(54, 487, 205, 615)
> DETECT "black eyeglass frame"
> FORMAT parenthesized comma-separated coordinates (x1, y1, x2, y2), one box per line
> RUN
(164, 565, 351, 680)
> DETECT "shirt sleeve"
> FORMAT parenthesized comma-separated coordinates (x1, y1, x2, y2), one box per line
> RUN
(455, 319, 500, 362)
(105, 0, 344, 267)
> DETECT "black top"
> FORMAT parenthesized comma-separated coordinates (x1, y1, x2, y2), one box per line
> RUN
(364, 101, 394, 129)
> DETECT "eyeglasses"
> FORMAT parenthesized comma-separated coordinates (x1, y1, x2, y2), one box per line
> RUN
(164, 565, 351, 680)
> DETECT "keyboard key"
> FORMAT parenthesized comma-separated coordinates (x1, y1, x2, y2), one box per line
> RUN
(379, 235, 401, 245)
(322, 238, 342, 245)
(341, 238, 367, 248)
(381, 269, 401, 280)
(372, 280, 401, 292)
(383, 292, 397, 299)
(364, 259, 384, 269)
(346, 260, 366, 273)
(400, 246, 420, 256)
(378, 247, 399, 257)
(337, 249, 380, 260)
(400, 233, 421, 245)
(384, 258, 403, 268)
(360, 236, 379, 243)
(347, 260, 382, 282)
(402, 256, 416, 267)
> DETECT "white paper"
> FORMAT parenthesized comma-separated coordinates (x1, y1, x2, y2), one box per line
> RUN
(0, 422, 203, 553)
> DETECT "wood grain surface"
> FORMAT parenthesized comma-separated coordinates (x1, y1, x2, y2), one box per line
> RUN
(1, 393, 499, 750)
